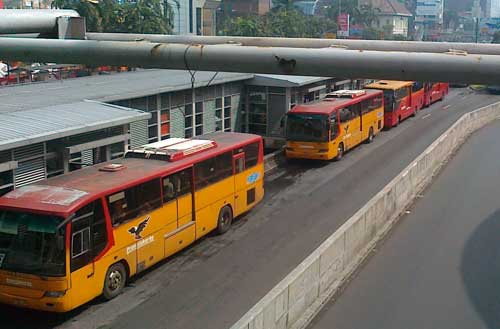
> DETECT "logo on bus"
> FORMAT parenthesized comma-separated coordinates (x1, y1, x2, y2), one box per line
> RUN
(247, 173, 260, 184)
(128, 216, 150, 240)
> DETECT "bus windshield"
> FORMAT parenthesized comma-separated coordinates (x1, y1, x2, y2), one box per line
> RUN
(0, 211, 66, 277)
(286, 113, 329, 142)
(383, 90, 395, 112)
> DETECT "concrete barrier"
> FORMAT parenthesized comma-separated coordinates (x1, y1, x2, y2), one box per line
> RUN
(231, 101, 500, 329)
(264, 148, 285, 173)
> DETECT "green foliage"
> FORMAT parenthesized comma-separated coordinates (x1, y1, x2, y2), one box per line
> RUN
(51, 0, 174, 33)
(220, 7, 337, 38)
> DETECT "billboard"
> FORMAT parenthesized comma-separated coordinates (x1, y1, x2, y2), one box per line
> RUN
(337, 13, 350, 37)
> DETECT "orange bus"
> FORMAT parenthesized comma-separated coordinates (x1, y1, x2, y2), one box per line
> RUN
(0, 132, 264, 312)
(285, 89, 384, 160)
(365, 80, 416, 128)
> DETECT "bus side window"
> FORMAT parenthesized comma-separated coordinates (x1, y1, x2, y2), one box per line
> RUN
(107, 179, 161, 226)
(348, 104, 361, 118)
(194, 152, 232, 189)
(339, 108, 351, 122)
(330, 114, 339, 138)
(163, 168, 193, 203)
(71, 200, 107, 272)
(244, 142, 259, 168)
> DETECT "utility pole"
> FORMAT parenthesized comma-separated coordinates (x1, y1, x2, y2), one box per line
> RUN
(472, 0, 481, 43)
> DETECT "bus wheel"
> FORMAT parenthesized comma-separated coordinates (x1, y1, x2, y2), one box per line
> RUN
(216, 206, 233, 235)
(411, 108, 416, 117)
(366, 127, 374, 144)
(103, 262, 127, 300)
(335, 143, 344, 161)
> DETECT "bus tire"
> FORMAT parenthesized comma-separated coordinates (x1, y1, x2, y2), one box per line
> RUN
(103, 262, 127, 300)
(335, 143, 344, 161)
(216, 206, 233, 235)
(366, 127, 374, 144)
(411, 108, 416, 117)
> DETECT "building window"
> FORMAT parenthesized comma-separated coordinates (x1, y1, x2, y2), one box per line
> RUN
(161, 109, 170, 140)
(184, 103, 193, 138)
(248, 86, 267, 135)
(110, 142, 125, 159)
(0, 170, 13, 196)
(215, 98, 223, 131)
(189, 0, 194, 33)
(196, 7, 202, 35)
(195, 101, 203, 136)
(223, 96, 231, 132)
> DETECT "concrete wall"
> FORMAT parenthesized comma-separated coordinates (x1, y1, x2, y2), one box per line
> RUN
(232, 101, 500, 329)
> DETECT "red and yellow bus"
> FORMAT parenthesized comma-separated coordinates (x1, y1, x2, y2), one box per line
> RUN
(365, 80, 417, 128)
(0, 132, 264, 312)
(285, 89, 384, 160)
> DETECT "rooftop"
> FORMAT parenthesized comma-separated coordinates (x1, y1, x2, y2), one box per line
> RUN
(365, 80, 414, 90)
(0, 101, 150, 151)
(0, 69, 254, 113)
(289, 89, 382, 115)
(247, 74, 331, 87)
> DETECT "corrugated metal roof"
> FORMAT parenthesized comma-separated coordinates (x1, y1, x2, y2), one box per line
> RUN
(0, 101, 150, 151)
(0, 69, 254, 113)
(247, 74, 331, 87)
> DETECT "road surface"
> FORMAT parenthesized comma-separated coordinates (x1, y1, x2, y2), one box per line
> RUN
(308, 114, 500, 329)
(0, 89, 499, 329)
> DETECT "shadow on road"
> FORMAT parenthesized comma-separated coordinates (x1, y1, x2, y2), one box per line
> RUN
(461, 209, 500, 329)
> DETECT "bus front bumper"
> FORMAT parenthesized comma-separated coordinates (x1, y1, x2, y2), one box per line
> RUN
(0, 284, 73, 312)
(285, 147, 333, 160)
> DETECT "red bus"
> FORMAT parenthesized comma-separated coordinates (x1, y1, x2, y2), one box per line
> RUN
(423, 82, 449, 107)
(365, 80, 416, 128)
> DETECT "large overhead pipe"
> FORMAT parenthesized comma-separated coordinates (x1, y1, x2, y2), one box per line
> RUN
(1, 38, 500, 84)
(86, 33, 500, 56)
(0, 9, 80, 34)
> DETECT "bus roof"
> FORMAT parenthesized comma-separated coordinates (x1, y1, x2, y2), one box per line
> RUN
(288, 89, 382, 115)
(364, 80, 414, 90)
(0, 132, 262, 217)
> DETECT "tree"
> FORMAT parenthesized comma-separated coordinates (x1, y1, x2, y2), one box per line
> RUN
(271, 0, 296, 11)
(221, 5, 337, 38)
(355, 4, 380, 27)
(51, 0, 174, 33)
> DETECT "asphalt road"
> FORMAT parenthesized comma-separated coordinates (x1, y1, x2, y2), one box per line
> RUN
(308, 118, 500, 329)
(1, 89, 499, 329)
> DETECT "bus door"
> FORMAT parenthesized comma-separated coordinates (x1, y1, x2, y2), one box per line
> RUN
(339, 107, 359, 149)
(162, 168, 195, 256)
(233, 152, 247, 215)
(70, 199, 109, 303)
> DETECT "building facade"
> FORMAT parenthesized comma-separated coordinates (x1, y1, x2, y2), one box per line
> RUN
(358, 0, 412, 37)
(168, 0, 220, 35)
(416, 0, 444, 25)
(486, 0, 500, 18)
(221, 0, 272, 15)
(243, 75, 353, 147)
(0, 69, 354, 194)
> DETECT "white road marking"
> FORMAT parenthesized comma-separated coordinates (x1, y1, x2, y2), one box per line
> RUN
(422, 114, 431, 119)
(443, 105, 451, 110)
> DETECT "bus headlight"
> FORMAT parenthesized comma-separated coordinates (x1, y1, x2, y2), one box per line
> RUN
(44, 290, 66, 298)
